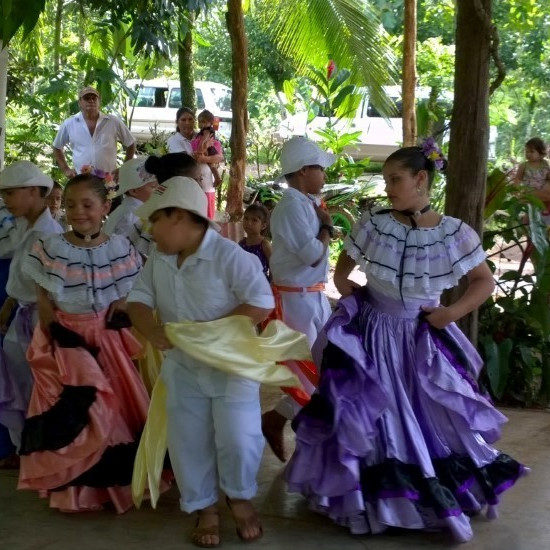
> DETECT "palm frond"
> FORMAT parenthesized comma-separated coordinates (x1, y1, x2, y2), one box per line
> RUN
(263, 0, 397, 115)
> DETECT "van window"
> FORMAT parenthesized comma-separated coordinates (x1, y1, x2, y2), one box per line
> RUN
(211, 87, 231, 111)
(136, 86, 168, 108)
(168, 88, 206, 110)
(367, 98, 403, 118)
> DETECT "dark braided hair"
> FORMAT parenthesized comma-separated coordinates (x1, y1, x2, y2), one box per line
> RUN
(145, 153, 198, 184)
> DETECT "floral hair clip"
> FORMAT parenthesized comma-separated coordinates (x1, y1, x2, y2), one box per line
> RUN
(81, 165, 118, 199)
(421, 137, 446, 171)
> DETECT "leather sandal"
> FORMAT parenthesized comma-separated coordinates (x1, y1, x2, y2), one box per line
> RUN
(191, 508, 221, 548)
(225, 496, 263, 543)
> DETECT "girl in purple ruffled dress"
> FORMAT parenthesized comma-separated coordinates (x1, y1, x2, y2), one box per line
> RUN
(286, 145, 527, 543)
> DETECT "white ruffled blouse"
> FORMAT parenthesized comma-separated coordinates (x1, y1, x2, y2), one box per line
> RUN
(343, 207, 487, 301)
(25, 233, 142, 313)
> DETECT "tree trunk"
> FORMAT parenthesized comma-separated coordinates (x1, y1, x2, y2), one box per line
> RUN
(444, 0, 492, 344)
(53, 0, 63, 74)
(402, 0, 417, 146)
(0, 43, 8, 171)
(225, 0, 248, 220)
(178, 10, 195, 110)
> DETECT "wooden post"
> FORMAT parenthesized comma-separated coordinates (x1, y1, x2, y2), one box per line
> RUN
(402, 0, 417, 146)
(444, 0, 492, 343)
(0, 43, 8, 171)
(225, 0, 248, 221)
(178, 10, 195, 110)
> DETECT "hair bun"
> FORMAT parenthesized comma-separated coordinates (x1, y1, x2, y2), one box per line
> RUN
(144, 155, 162, 176)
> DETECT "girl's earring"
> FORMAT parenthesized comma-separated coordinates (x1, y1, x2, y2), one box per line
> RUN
(417, 186, 424, 196)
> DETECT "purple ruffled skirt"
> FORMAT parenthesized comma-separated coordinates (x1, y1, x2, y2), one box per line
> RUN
(285, 288, 526, 542)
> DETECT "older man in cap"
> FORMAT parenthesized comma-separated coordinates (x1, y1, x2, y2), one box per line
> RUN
(53, 86, 136, 178)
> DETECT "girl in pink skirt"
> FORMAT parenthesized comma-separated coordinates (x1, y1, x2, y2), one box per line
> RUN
(18, 173, 150, 513)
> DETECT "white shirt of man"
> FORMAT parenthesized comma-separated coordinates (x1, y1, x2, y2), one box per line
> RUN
(53, 112, 135, 174)
(269, 187, 329, 287)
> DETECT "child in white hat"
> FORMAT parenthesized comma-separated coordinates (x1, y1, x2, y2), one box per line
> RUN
(0, 161, 63, 452)
(262, 136, 336, 462)
(103, 157, 158, 257)
(127, 177, 274, 547)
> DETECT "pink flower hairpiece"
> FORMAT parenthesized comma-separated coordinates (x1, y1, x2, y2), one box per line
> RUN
(421, 137, 446, 171)
(80, 165, 118, 199)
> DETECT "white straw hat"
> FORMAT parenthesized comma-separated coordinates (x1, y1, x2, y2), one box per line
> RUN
(0, 161, 53, 195)
(276, 136, 336, 183)
(136, 176, 220, 231)
(115, 157, 157, 197)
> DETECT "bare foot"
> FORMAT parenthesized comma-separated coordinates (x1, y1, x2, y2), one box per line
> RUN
(191, 505, 220, 548)
(261, 409, 288, 462)
(226, 497, 263, 542)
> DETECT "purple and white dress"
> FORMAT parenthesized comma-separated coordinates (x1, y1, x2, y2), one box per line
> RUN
(285, 207, 526, 543)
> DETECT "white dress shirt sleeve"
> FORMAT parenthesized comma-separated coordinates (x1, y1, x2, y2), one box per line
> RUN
(226, 248, 275, 310)
(273, 202, 325, 267)
(52, 120, 70, 150)
(127, 253, 155, 308)
(116, 117, 136, 148)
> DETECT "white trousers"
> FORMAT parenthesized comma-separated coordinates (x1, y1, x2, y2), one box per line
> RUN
(162, 355, 264, 513)
(274, 290, 331, 419)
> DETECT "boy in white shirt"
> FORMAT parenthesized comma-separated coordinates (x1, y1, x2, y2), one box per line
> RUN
(262, 136, 336, 462)
(0, 161, 63, 450)
(128, 177, 274, 547)
(104, 157, 158, 257)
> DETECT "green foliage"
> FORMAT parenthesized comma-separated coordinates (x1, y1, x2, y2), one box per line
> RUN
(479, 169, 550, 406)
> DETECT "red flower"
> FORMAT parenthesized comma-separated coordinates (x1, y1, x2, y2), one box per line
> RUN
(327, 60, 336, 80)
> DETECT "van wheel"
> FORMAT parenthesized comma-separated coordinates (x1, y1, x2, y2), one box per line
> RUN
(329, 207, 355, 238)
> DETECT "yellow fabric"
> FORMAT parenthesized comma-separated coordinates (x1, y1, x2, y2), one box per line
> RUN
(133, 330, 164, 395)
(132, 316, 312, 509)
(165, 316, 311, 387)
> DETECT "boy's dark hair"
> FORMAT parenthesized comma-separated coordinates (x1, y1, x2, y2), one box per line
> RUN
(52, 181, 64, 191)
(39, 187, 50, 197)
(197, 109, 215, 123)
(384, 146, 447, 188)
(525, 137, 547, 157)
(64, 174, 109, 201)
(145, 153, 198, 184)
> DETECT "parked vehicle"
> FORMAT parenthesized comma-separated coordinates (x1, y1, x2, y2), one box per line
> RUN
(275, 86, 497, 161)
(126, 79, 232, 143)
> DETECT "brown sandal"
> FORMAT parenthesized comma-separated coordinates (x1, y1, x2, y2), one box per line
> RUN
(191, 508, 221, 548)
(226, 497, 263, 543)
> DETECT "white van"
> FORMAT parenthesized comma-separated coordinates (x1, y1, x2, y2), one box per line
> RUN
(126, 79, 232, 143)
(276, 86, 497, 161)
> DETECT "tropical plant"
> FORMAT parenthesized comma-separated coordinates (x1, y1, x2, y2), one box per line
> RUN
(478, 168, 550, 406)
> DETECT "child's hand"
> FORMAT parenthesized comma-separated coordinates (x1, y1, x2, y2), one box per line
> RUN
(106, 298, 127, 322)
(149, 325, 173, 350)
(314, 204, 332, 226)
(334, 278, 361, 298)
(421, 305, 455, 329)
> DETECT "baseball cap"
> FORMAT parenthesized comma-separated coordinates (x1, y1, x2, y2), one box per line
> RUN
(115, 157, 157, 197)
(78, 86, 100, 99)
(136, 176, 220, 230)
(0, 161, 53, 195)
(276, 136, 336, 183)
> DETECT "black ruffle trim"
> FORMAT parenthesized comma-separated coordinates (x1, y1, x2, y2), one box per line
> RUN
(53, 440, 139, 489)
(19, 385, 97, 455)
(361, 454, 523, 517)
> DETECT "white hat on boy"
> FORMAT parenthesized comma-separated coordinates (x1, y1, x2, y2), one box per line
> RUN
(136, 176, 220, 231)
(276, 136, 336, 183)
(0, 161, 54, 195)
(115, 157, 157, 197)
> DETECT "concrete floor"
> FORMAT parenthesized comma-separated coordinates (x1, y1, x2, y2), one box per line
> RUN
(0, 401, 548, 550)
